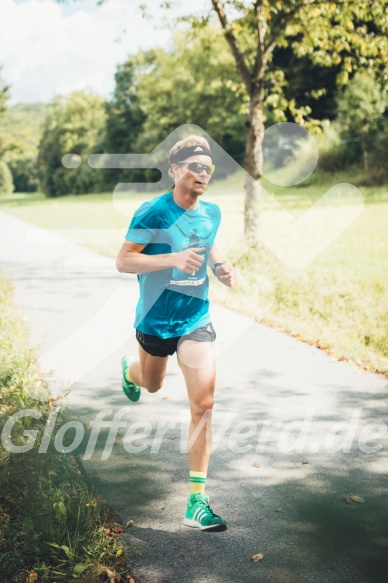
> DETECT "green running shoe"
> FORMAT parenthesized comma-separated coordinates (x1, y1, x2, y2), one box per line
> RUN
(183, 493, 227, 532)
(121, 356, 141, 402)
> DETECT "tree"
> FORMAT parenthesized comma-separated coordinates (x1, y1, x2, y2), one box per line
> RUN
(102, 58, 147, 189)
(206, 0, 388, 240)
(62, 1, 387, 234)
(131, 28, 248, 164)
(0, 68, 14, 196)
(0, 66, 9, 123)
(272, 48, 340, 122)
(8, 156, 39, 192)
(0, 66, 10, 159)
(336, 71, 386, 171)
(0, 160, 14, 195)
(0, 103, 46, 192)
(37, 91, 107, 196)
(105, 59, 145, 155)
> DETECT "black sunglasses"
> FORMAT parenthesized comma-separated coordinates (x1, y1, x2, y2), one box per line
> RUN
(177, 160, 215, 176)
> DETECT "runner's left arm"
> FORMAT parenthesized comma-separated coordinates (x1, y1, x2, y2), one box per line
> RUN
(208, 242, 222, 267)
(208, 243, 238, 288)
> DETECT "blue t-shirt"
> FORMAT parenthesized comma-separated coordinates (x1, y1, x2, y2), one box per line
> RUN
(125, 191, 221, 338)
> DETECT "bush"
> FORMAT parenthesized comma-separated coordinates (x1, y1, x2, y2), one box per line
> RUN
(315, 122, 351, 173)
(8, 155, 39, 192)
(0, 275, 134, 582)
(0, 160, 14, 194)
(361, 130, 388, 185)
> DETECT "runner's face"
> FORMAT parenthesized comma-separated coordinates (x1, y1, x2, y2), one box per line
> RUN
(172, 155, 213, 196)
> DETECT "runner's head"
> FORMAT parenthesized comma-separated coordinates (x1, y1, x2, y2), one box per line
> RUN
(168, 135, 214, 195)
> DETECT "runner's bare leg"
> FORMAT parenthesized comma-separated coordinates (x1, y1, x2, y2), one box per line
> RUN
(177, 340, 216, 472)
(128, 344, 168, 393)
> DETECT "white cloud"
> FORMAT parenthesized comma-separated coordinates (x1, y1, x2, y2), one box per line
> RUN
(0, 0, 182, 104)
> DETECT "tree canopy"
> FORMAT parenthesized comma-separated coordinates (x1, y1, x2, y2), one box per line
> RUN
(132, 28, 248, 158)
(37, 91, 107, 196)
(21, 1, 388, 199)
(205, 0, 388, 236)
(0, 66, 9, 123)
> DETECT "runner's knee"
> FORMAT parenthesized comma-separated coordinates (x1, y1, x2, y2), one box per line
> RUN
(191, 396, 214, 418)
(143, 378, 164, 393)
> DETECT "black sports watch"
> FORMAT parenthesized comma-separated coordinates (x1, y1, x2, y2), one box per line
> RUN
(211, 262, 224, 275)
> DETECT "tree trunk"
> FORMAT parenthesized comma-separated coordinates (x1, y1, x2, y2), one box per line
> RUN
(244, 86, 265, 243)
(362, 134, 368, 172)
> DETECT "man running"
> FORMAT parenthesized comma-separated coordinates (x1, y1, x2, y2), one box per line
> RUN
(116, 135, 237, 532)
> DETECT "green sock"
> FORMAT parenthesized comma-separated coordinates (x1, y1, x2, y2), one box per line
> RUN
(190, 471, 207, 495)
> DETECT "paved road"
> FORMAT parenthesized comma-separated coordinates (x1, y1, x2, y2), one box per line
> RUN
(1, 211, 387, 583)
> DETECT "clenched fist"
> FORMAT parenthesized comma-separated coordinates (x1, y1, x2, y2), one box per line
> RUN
(172, 247, 205, 275)
(214, 264, 238, 287)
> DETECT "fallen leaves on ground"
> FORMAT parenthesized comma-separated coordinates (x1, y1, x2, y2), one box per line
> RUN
(25, 571, 38, 582)
(350, 495, 365, 504)
(342, 494, 365, 504)
(104, 522, 125, 538)
(251, 553, 265, 562)
(106, 568, 120, 582)
(106, 567, 139, 582)
(300, 341, 374, 373)
(125, 519, 134, 528)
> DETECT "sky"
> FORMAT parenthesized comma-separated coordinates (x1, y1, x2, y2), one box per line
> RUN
(0, 0, 207, 105)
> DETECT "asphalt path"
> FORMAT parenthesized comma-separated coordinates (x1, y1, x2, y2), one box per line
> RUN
(0, 211, 387, 583)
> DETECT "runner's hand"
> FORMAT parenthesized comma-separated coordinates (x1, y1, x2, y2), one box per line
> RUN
(215, 264, 237, 287)
(173, 247, 205, 274)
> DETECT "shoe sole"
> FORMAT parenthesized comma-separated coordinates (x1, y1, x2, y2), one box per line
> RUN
(183, 518, 227, 532)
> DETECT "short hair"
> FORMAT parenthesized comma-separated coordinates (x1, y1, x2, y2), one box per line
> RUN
(168, 135, 210, 178)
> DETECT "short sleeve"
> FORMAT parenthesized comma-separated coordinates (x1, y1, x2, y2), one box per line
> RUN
(215, 205, 221, 229)
(211, 204, 221, 235)
(125, 200, 160, 245)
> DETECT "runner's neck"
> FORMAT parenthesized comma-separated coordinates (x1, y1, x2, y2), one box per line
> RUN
(172, 185, 200, 211)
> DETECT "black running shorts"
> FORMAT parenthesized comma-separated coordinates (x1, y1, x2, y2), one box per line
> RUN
(136, 322, 216, 357)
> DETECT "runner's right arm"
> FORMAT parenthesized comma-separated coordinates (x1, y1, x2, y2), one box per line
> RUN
(116, 240, 205, 275)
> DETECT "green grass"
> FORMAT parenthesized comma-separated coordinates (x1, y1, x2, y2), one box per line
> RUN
(1, 170, 387, 375)
(0, 274, 134, 582)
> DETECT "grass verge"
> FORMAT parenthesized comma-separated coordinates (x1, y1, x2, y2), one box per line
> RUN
(0, 274, 137, 583)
